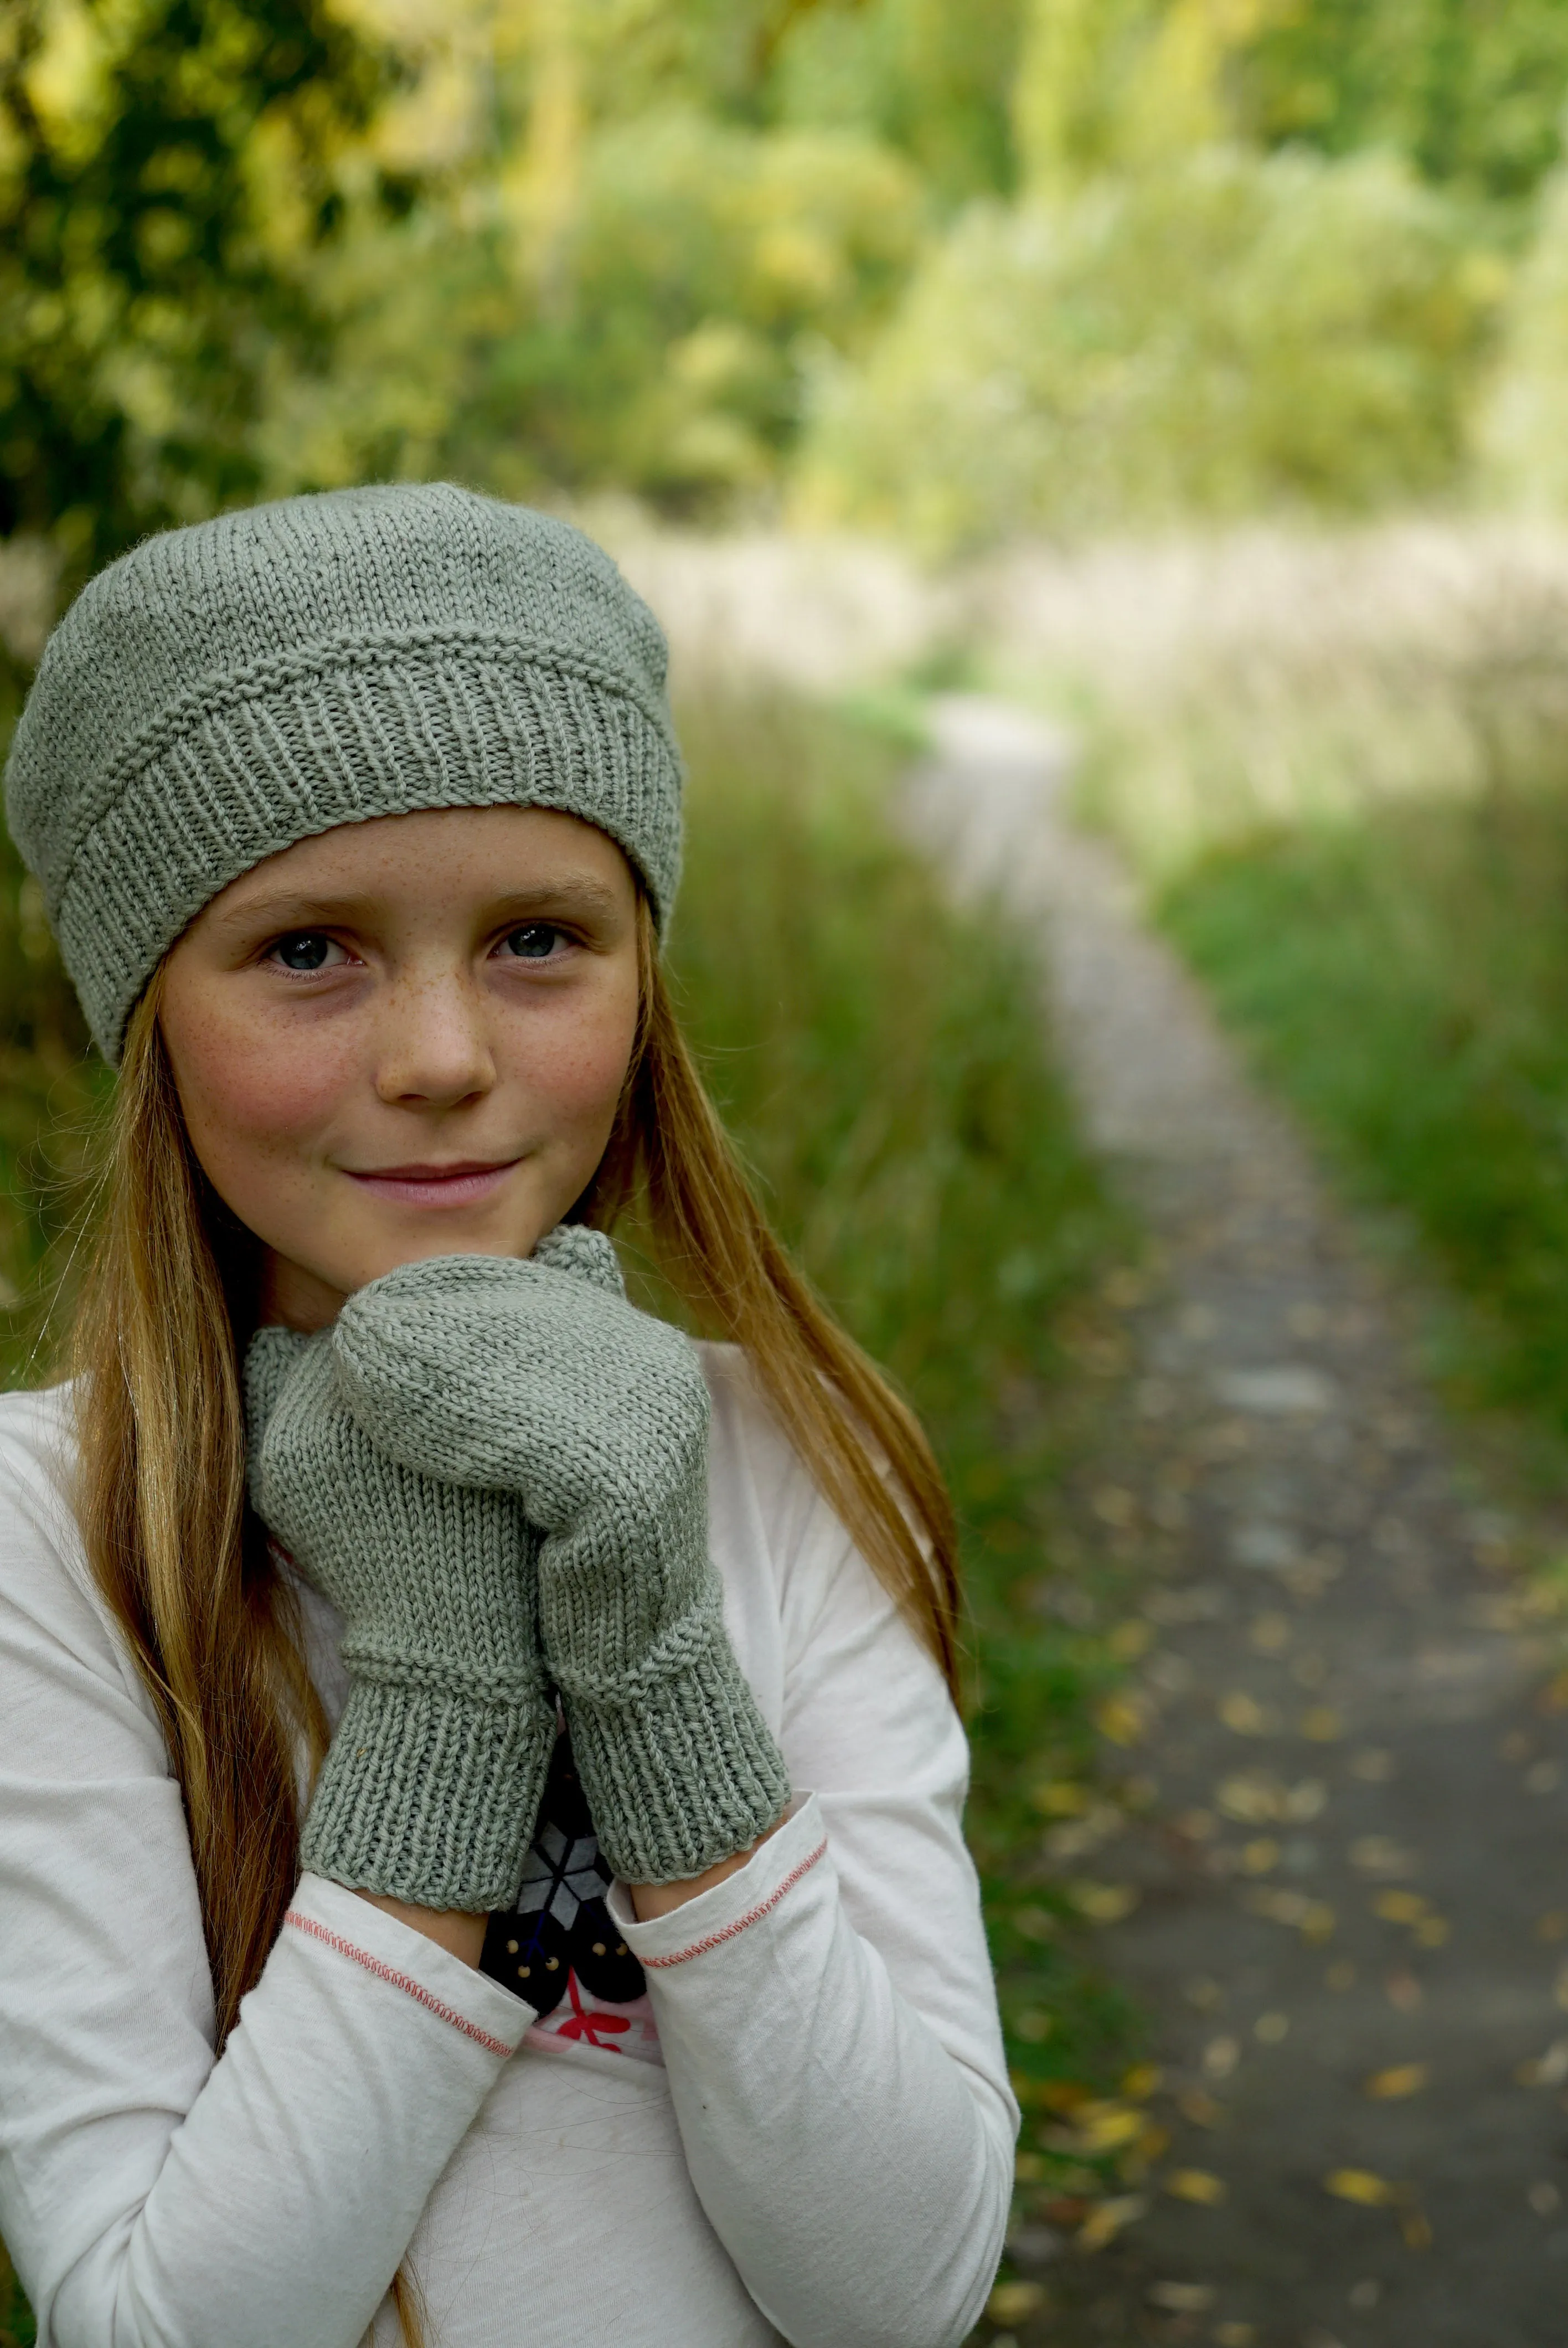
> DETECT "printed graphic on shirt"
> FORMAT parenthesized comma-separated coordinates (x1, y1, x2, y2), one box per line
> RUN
(481, 1728, 662, 2065)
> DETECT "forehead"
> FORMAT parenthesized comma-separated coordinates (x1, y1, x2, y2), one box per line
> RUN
(202, 805, 637, 920)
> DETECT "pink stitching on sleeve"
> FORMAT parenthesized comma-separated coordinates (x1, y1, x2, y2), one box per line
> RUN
(285, 1909, 515, 2057)
(641, 1837, 829, 1969)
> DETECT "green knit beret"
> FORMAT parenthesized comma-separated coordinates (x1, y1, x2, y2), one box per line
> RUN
(3, 483, 683, 1063)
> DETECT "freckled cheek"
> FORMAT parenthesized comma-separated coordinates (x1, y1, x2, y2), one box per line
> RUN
(507, 992, 639, 1138)
(174, 1020, 362, 1180)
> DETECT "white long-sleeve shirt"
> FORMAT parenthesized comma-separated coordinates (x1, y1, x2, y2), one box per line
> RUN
(0, 1342, 1015, 2348)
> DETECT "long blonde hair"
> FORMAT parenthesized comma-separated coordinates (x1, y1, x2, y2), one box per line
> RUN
(68, 898, 959, 2317)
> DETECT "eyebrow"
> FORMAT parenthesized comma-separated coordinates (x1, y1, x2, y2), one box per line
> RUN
(210, 874, 627, 934)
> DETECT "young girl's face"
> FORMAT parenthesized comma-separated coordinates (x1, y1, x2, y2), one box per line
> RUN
(158, 804, 643, 1331)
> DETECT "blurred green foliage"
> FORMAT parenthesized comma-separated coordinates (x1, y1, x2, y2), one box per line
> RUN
(10, 0, 1568, 574)
(798, 145, 1490, 548)
(1235, 0, 1568, 203)
(0, 0, 392, 578)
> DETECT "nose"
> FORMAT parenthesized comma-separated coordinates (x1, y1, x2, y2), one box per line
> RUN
(373, 965, 497, 1109)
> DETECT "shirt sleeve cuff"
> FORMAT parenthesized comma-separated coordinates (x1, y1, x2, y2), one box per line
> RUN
(607, 1792, 831, 1971)
(287, 1873, 535, 2059)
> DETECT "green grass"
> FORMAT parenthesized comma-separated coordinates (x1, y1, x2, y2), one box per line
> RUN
(1160, 784, 1568, 1455)
(665, 691, 1138, 2121)
(0, 689, 1136, 2326)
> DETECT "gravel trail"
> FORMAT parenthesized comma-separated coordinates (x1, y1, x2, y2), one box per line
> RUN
(914, 698, 1568, 2348)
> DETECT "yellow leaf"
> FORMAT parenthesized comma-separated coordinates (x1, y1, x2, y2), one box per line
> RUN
(1069, 1880, 1140, 1923)
(1373, 1890, 1428, 1924)
(1399, 2206, 1433, 2251)
(1241, 1837, 1280, 1873)
(1219, 1691, 1266, 1736)
(1121, 2062, 1163, 2101)
(1301, 1900, 1337, 1944)
(1095, 1693, 1148, 1746)
(1350, 1835, 1417, 1877)
(1301, 1707, 1343, 1742)
(1147, 2281, 1216, 2311)
(1216, 1770, 1283, 1823)
(1075, 2104, 1145, 2153)
(987, 2279, 1046, 2324)
(1325, 2169, 1396, 2206)
(1031, 1780, 1090, 1817)
(1215, 2328, 1258, 2347)
(1076, 2193, 1146, 2251)
(1414, 1916, 1450, 1948)
(1244, 1886, 1310, 1924)
(1164, 2167, 1227, 2205)
(1365, 2063, 1427, 2100)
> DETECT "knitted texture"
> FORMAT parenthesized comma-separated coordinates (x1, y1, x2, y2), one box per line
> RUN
(3, 484, 683, 1062)
(245, 1321, 557, 1912)
(333, 1232, 792, 1885)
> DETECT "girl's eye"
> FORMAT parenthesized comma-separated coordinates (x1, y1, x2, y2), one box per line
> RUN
(267, 932, 345, 972)
(499, 923, 568, 962)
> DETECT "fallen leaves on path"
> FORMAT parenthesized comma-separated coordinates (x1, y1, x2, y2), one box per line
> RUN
(1323, 2171, 1433, 2248)
(1067, 1879, 1139, 1923)
(1301, 1706, 1344, 1741)
(1242, 1885, 1337, 1940)
(1324, 2169, 1397, 2206)
(1147, 2280, 1216, 2311)
(1076, 2195, 1146, 2251)
(1095, 1692, 1151, 1745)
(987, 2279, 1046, 2324)
(1514, 2040, 1568, 2087)
(1214, 1769, 1328, 1824)
(1349, 1835, 1419, 1877)
(1165, 2167, 1228, 2205)
(1364, 2063, 1427, 2099)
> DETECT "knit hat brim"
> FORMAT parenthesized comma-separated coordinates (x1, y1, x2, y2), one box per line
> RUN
(55, 632, 682, 1063)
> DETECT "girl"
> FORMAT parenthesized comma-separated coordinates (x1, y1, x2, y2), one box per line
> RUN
(0, 484, 1015, 2348)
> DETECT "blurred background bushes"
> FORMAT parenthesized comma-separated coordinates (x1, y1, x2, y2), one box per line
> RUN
(13, 0, 1568, 596)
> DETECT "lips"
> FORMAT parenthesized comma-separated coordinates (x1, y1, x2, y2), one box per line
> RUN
(343, 1158, 520, 1208)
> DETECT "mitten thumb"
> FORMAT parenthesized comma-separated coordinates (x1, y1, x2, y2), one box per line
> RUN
(533, 1222, 627, 1297)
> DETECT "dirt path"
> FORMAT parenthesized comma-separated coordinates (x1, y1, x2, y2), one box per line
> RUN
(912, 699, 1568, 2348)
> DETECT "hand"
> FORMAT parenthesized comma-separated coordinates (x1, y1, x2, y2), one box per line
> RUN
(331, 1229, 791, 1885)
(245, 1322, 557, 1913)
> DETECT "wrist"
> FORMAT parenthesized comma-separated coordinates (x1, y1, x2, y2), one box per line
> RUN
(626, 1815, 785, 1920)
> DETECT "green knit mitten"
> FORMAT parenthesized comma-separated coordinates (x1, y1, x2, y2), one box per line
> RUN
(245, 1325, 556, 1912)
(333, 1235, 791, 1884)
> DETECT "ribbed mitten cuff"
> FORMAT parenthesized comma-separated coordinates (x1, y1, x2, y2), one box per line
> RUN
(559, 1638, 791, 1885)
(301, 1678, 558, 1912)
